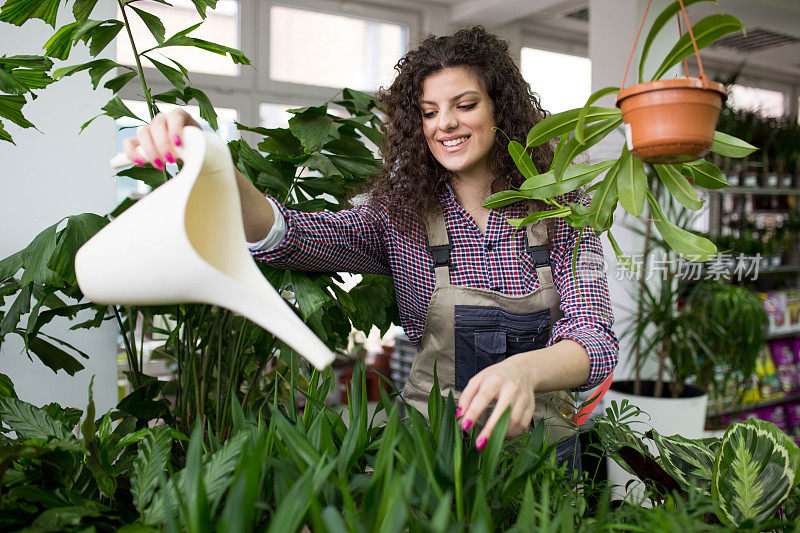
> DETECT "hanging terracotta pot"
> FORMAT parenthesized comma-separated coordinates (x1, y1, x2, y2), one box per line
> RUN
(614, 0, 727, 164)
(616, 76, 726, 164)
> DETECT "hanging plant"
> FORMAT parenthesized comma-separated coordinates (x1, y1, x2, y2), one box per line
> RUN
(485, 0, 757, 264)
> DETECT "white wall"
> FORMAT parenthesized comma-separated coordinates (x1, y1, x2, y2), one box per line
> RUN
(0, 3, 118, 415)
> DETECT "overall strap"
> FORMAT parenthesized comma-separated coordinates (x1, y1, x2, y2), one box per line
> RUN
(524, 214, 555, 287)
(424, 209, 453, 287)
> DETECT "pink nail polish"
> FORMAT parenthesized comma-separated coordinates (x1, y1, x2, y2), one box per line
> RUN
(174, 135, 181, 147)
(154, 158, 164, 170)
(462, 419, 473, 431)
(165, 152, 175, 164)
(456, 407, 462, 417)
(134, 158, 144, 167)
(476, 437, 487, 450)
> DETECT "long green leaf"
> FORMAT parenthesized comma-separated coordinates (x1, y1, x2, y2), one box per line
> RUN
(481, 189, 531, 209)
(588, 160, 620, 233)
(639, 0, 718, 82)
(683, 159, 729, 189)
(575, 87, 620, 143)
(710, 131, 758, 158)
(616, 147, 646, 217)
(519, 160, 616, 200)
(712, 418, 800, 527)
(0, 0, 60, 28)
(552, 117, 623, 178)
(508, 140, 538, 178)
(0, 94, 35, 129)
(651, 14, 744, 81)
(647, 188, 716, 261)
(130, 4, 166, 44)
(526, 107, 620, 149)
(654, 164, 703, 211)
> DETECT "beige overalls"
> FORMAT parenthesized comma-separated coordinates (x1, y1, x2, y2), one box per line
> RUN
(400, 206, 579, 466)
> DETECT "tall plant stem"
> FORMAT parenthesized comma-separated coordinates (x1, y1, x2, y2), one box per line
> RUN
(118, 1, 155, 120)
(113, 305, 140, 390)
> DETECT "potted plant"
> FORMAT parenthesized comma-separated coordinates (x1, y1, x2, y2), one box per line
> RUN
(482, 0, 756, 267)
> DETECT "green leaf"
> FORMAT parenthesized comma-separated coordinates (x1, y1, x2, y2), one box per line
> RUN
(616, 146, 646, 216)
(52, 58, 123, 89)
(43, 22, 79, 60)
(607, 230, 639, 272)
(26, 335, 87, 376)
(20, 222, 63, 287)
(73, 0, 100, 24)
(519, 160, 616, 200)
(0, 284, 31, 336)
(117, 165, 167, 189)
(575, 87, 620, 143)
(188, 0, 217, 19)
(651, 14, 744, 81)
(73, 19, 124, 58)
(0, 0, 60, 28)
(639, 0, 717, 82)
(145, 54, 185, 89)
(132, 426, 172, 513)
(0, 249, 23, 280)
(654, 163, 703, 211)
(0, 373, 17, 398)
(101, 96, 142, 121)
(156, 24, 251, 66)
(254, 127, 304, 156)
(482, 189, 531, 209)
(0, 94, 35, 129)
(649, 430, 720, 494)
(48, 213, 108, 286)
(289, 108, 333, 153)
(683, 159, 729, 189)
(189, 87, 217, 130)
(508, 140, 538, 178)
(0, 396, 72, 440)
(526, 106, 620, 149)
(710, 130, 758, 158)
(104, 70, 138, 92)
(285, 271, 332, 320)
(647, 188, 716, 261)
(712, 418, 800, 527)
(0, 68, 29, 94)
(588, 160, 620, 233)
(130, 5, 165, 44)
(552, 117, 623, 178)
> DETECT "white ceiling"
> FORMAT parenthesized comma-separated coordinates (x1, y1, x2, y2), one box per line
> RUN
(422, 0, 800, 85)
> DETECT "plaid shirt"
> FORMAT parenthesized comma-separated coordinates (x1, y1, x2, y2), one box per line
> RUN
(251, 183, 618, 391)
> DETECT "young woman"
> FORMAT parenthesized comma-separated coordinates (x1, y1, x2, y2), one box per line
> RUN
(123, 26, 618, 466)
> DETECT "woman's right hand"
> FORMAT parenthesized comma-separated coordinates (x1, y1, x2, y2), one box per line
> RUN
(122, 107, 201, 170)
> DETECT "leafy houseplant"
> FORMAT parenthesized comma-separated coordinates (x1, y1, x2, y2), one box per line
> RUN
(595, 399, 800, 528)
(0, 0, 398, 443)
(482, 0, 756, 267)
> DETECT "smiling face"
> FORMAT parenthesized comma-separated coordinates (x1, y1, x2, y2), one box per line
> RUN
(419, 66, 496, 182)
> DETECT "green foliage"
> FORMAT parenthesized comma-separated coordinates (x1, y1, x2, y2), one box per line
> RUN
(488, 2, 751, 266)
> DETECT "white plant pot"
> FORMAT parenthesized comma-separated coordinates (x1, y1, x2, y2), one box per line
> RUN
(601, 381, 708, 503)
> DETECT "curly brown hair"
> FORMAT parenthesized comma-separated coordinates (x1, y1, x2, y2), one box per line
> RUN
(360, 25, 555, 235)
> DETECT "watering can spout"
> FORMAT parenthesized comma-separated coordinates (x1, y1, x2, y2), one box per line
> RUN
(76, 126, 335, 370)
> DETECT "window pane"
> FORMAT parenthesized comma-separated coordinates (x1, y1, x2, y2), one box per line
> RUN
(521, 48, 591, 114)
(116, 0, 239, 76)
(269, 6, 406, 91)
(115, 100, 238, 203)
(259, 103, 295, 129)
(727, 84, 785, 117)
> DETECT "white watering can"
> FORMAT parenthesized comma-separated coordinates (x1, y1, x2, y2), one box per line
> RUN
(74, 125, 335, 370)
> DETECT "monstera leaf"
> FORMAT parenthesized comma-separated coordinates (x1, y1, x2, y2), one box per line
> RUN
(711, 418, 800, 527)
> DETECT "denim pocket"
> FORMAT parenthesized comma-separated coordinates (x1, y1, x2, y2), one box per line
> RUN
(453, 305, 551, 391)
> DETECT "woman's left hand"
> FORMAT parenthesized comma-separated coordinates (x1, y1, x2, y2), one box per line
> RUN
(456, 354, 537, 449)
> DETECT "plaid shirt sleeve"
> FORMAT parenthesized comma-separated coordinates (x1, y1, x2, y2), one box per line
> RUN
(249, 194, 391, 275)
(547, 192, 619, 392)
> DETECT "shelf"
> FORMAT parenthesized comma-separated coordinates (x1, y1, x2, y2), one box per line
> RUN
(708, 391, 800, 418)
(710, 186, 800, 196)
(766, 330, 800, 340)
